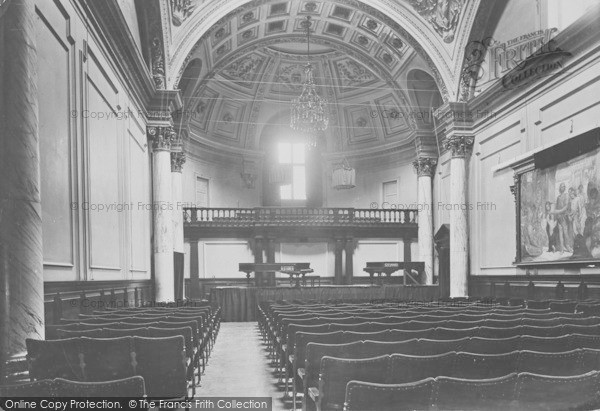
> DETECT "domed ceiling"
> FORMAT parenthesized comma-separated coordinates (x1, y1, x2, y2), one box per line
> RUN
(172, 0, 465, 158)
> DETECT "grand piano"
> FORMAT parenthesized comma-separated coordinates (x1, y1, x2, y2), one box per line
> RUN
(239, 263, 313, 287)
(363, 261, 425, 285)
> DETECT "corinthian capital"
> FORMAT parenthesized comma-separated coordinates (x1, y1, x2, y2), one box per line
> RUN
(412, 157, 438, 177)
(147, 126, 175, 151)
(171, 151, 186, 173)
(443, 135, 474, 158)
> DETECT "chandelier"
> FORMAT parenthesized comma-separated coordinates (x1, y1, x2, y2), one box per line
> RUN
(290, 16, 329, 147)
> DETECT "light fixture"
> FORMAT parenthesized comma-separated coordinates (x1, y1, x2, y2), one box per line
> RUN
(290, 15, 329, 147)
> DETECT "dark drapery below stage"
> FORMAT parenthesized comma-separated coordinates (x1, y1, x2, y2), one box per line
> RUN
(210, 285, 440, 322)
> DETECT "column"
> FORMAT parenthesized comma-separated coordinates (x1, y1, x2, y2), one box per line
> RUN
(344, 238, 354, 285)
(171, 150, 185, 300)
(334, 238, 344, 285)
(0, 0, 45, 383)
(266, 237, 275, 263)
(444, 135, 474, 298)
(413, 157, 437, 284)
(189, 240, 200, 300)
(253, 236, 264, 263)
(148, 126, 175, 302)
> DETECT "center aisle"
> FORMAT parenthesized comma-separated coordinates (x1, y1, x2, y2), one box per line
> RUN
(194, 322, 292, 410)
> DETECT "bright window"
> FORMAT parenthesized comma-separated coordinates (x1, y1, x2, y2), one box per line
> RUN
(278, 142, 306, 201)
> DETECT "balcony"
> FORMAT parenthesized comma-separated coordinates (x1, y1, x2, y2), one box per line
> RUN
(183, 207, 418, 239)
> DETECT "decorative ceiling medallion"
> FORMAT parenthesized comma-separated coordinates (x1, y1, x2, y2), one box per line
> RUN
(304, 2, 318, 13)
(407, 0, 465, 43)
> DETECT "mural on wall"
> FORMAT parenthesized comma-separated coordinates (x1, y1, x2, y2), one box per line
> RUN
(520, 147, 600, 262)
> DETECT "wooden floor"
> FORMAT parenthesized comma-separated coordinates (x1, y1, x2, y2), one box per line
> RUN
(196, 322, 293, 410)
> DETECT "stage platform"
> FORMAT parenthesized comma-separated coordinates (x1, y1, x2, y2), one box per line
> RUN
(210, 285, 440, 321)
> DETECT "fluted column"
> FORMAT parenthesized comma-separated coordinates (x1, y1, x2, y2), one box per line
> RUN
(444, 136, 474, 297)
(171, 151, 185, 254)
(171, 150, 185, 300)
(148, 126, 175, 302)
(0, 0, 45, 382)
(413, 157, 437, 285)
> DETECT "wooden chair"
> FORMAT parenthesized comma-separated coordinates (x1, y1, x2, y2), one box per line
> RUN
(434, 374, 518, 411)
(53, 376, 145, 397)
(515, 371, 600, 410)
(461, 336, 520, 354)
(344, 378, 435, 411)
(315, 355, 389, 411)
(518, 348, 599, 376)
(453, 351, 519, 379)
(518, 335, 572, 352)
(80, 336, 135, 382)
(56, 328, 103, 339)
(416, 337, 468, 355)
(26, 338, 85, 381)
(388, 352, 456, 384)
(132, 336, 187, 398)
(0, 379, 54, 397)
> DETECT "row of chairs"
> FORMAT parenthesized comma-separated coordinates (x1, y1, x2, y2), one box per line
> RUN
(257, 299, 600, 411)
(310, 349, 600, 410)
(35, 304, 220, 397)
(292, 332, 600, 406)
(344, 371, 600, 411)
(27, 336, 186, 398)
(277, 317, 600, 390)
(0, 376, 145, 397)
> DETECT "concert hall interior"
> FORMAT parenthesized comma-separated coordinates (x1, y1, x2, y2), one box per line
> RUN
(2, 0, 600, 409)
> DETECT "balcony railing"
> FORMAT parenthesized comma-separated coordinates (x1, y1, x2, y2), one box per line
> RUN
(183, 207, 418, 228)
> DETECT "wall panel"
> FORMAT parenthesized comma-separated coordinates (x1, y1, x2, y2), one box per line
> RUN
(85, 52, 122, 276)
(36, 1, 77, 281)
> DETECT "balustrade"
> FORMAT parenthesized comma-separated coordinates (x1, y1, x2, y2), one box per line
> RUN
(183, 207, 418, 227)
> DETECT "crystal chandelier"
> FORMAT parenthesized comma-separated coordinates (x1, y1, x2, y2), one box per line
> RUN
(290, 16, 329, 147)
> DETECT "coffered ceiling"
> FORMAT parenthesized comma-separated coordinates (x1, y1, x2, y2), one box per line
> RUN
(163, 0, 478, 158)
